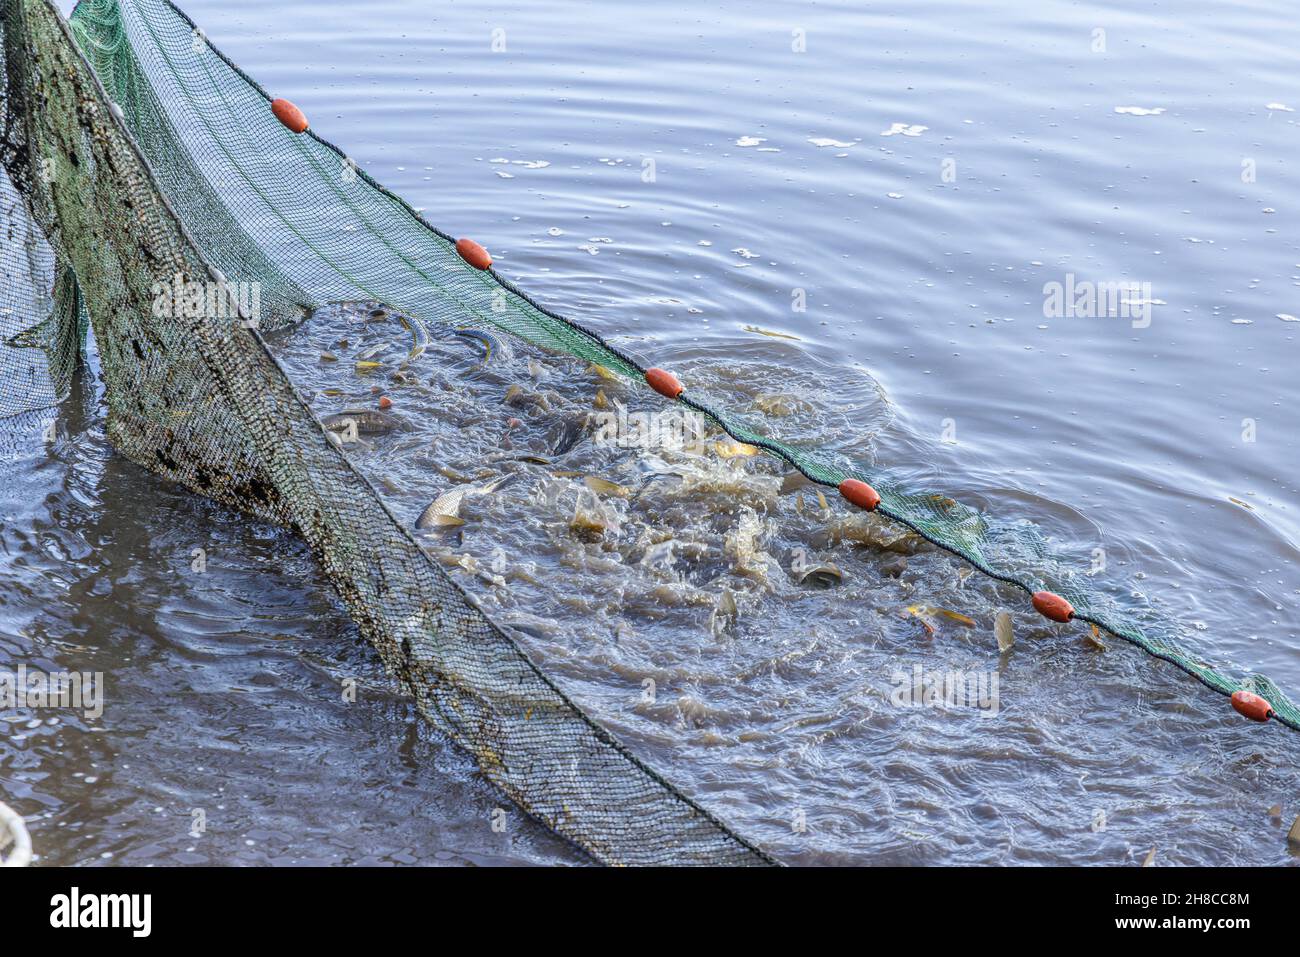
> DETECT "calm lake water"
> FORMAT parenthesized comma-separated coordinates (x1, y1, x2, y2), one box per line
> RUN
(5, 0, 1298, 865)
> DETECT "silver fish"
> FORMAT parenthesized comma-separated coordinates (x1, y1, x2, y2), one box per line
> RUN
(321, 409, 409, 435)
(797, 562, 843, 588)
(416, 475, 510, 530)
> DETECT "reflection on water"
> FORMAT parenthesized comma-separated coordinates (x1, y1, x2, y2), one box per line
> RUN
(8, 0, 1300, 864)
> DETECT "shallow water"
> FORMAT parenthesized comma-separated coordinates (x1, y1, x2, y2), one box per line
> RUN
(5, 0, 1299, 865)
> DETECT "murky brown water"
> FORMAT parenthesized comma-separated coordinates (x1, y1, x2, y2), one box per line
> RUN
(5, 0, 1299, 865)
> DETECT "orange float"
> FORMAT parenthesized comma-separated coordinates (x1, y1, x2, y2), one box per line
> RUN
(1230, 690, 1273, 723)
(645, 368, 683, 399)
(838, 478, 881, 512)
(271, 98, 309, 134)
(1031, 590, 1074, 623)
(455, 237, 492, 270)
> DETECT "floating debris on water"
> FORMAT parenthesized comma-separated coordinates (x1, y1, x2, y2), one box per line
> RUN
(1114, 106, 1165, 116)
(742, 324, 801, 341)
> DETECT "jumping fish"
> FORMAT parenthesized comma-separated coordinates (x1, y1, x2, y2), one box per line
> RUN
(454, 328, 509, 367)
(416, 475, 510, 530)
(363, 303, 429, 358)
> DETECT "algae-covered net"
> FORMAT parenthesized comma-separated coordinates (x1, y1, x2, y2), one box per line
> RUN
(2, 0, 1297, 866)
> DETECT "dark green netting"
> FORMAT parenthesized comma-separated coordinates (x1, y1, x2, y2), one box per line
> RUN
(2, 0, 1295, 867)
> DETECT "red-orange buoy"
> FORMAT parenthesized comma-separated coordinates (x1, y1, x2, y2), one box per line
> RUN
(1032, 590, 1074, 623)
(271, 98, 309, 134)
(1231, 690, 1274, 723)
(839, 478, 881, 511)
(455, 237, 492, 270)
(645, 368, 683, 399)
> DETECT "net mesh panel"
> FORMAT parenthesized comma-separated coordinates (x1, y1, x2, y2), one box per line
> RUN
(1, 0, 773, 866)
(1, 0, 1296, 866)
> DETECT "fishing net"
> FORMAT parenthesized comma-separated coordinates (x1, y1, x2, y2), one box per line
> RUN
(2, 0, 1296, 866)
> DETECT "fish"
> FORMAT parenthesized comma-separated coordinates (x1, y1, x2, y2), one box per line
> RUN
(713, 438, 761, 459)
(903, 606, 936, 637)
(455, 328, 509, 367)
(583, 476, 631, 497)
(754, 394, 813, 417)
(905, 605, 976, 631)
(780, 471, 815, 495)
(710, 589, 739, 636)
(548, 418, 587, 456)
(321, 409, 410, 435)
(797, 562, 843, 588)
(1085, 623, 1108, 651)
(995, 611, 1014, 652)
(505, 383, 552, 411)
(416, 475, 510, 530)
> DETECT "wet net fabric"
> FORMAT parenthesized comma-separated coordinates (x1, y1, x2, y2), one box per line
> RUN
(0, 0, 773, 866)
(2, 0, 1297, 867)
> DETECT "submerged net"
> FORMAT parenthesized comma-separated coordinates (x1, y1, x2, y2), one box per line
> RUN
(2, 0, 1296, 865)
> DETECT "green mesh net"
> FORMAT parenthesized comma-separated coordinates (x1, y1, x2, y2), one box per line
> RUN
(2, 0, 1296, 867)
